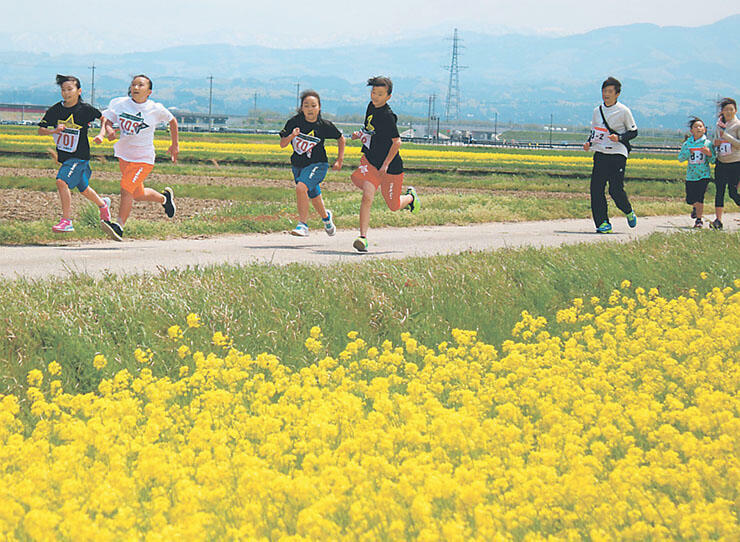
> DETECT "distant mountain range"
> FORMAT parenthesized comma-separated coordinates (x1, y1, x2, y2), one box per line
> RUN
(2, 15, 739, 129)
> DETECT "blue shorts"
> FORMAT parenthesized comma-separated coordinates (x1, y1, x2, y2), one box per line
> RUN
(292, 162, 329, 199)
(57, 159, 92, 192)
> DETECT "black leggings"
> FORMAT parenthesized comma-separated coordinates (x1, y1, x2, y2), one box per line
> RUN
(714, 161, 740, 208)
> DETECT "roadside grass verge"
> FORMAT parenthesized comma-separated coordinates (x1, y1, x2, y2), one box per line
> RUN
(1, 230, 736, 396)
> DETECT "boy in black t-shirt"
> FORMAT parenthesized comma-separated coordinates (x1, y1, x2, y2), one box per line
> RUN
(350, 76, 419, 252)
(38, 74, 111, 233)
(279, 90, 344, 237)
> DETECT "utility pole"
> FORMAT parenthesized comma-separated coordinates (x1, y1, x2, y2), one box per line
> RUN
(444, 28, 466, 122)
(207, 75, 214, 131)
(494, 112, 498, 140)
(549, 113, 553, 148)
(89, 63, 96, 107)
(295, 82, 300, 109)
(427, 94, 436, 139)
(253, 91, 258, 113)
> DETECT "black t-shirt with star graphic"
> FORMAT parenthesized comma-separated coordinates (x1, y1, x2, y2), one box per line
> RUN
(39, 101, 101, 162)
(360, 102, 403, 174)
(280, 114, 342, 169)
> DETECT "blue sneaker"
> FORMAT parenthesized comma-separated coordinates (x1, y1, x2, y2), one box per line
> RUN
(322, 210, 336, 236)
(291, 222, 308, 237)
(626, 211, 637, 228)
(596, 222, 612, 234)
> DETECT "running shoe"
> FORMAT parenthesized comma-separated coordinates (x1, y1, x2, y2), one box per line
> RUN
(99, 197, 111, 222)
(322, 210, 336, 236)
(101, 220, 123, 241)
(162, 187, 176, 218)
(626, 211, 637, 228)
(353, 236, 368, 252)
(694, 218, 703, 229)
(291, 222, 309, 237)
(596, 222, 613, 234)
(406, 186, 419, 213)
(709, 218, 723, 230)
(52, 218, 74, 233)
(691, 207, 697, 219)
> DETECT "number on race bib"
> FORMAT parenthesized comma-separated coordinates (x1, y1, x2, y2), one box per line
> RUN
(689, 148, 706, 165)
(53, 128, 80, 153)
(359, 129, 373, 149)
(291, 134, 320, 157)
(590, 126, 609, 148)
(718, 141, 732, 156)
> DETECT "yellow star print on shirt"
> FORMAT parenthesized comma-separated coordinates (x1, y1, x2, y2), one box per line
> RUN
(57, 114, 82, 130)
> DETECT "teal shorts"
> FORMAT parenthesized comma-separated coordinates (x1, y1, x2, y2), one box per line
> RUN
(57, 159, 91, 192)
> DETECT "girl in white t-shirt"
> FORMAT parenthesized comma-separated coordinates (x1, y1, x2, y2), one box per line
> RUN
(95, 74, 179, 241)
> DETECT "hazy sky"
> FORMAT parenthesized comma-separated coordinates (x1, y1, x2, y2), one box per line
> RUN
(3, 0, 738, 53)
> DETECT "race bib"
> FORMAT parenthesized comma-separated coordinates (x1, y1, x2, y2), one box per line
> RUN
(590, 126, 609, 148)
(53, 127, 80, 153)
(718, 140, 732, 156)
(359, 128, 374, 149)
(291, 133, 320, 157)
(689, 148, 706, 165)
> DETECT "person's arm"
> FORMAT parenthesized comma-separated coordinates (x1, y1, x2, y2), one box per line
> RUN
(722, 124, 740, 148)
(168, 118, 179, 162)
(38, 124, 63, 136)
(93, 117, 115, 144)
(379, 137, 401, 174)
(677, 140, 690, 163)
(618, 129, 638, 145)
(38, 110, 63, 136)
(332, 135, 345, 170)
(280, 127, 300, 148)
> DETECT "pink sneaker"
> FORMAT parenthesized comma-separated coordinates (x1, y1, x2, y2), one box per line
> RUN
(52, 219, 74, 233)
(99, 197, 111, 222)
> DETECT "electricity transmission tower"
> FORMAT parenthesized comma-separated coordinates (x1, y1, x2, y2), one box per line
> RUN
(444, 28, 466, 122)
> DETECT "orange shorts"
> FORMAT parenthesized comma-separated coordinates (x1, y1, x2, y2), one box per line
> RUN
(351, 155, 405, 211)
(118, 159, 153, 196)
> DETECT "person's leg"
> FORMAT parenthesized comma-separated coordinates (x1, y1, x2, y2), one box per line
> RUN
(359, 181, 376, 237)
(117, 190, 135, 226)
(79, 186, 105, 207)
(589, 153, 609, 227)
(606, 154, 632, 215)
(295, 182, 311, 223)
(133, 187, 165, 204)
(309, 193, 327, 219)
(726, 162, 740, 207)
(378, 173, 412, 211)
(56, 179, 72, 220)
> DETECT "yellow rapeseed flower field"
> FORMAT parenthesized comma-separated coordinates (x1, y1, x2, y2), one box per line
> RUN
(0, 133, 682, 170)
(1, 283, 739, 540)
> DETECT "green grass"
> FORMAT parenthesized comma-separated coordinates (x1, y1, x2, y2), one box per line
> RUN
(2, 231, 737, 397)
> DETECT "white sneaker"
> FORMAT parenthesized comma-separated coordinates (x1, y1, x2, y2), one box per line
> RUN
(290, 222, 309, 237)
(323, 210, 336, 236)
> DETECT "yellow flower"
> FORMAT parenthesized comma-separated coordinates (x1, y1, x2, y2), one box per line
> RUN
(167, 325, 183, 340)
(27, 369, 43, 387)
(621, 279, 631, 289)
(310, 326, 322, 339)
(93, 354, 107, 370)
(177, 345, 191, 359)
(186, 313, 202, 328)
(700, 272, 708, 280)
(47, 361, 62, 376)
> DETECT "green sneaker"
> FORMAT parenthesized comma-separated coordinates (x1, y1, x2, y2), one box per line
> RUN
(406, 186, 419, 213)
(353, 236, 368, 253)
(596, 221, 613, 234)
(626, 211, 637, 228)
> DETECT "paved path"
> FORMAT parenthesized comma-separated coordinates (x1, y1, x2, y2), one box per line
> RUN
(1, 214, 737, 279)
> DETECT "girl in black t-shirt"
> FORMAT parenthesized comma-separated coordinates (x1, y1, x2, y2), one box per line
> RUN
(279, 90, 345, 237)
(38, 74, 111, 233)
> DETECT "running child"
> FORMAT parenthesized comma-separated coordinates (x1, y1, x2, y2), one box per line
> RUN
(583, 76, 638, 233)
(710, 97, 740, 230)
(95, 74, 178, 241)
(678, 117, 715, 228)
(350, 76, 418, 252)
(38, 74, 111, 233)
(279, 90, 343, 237)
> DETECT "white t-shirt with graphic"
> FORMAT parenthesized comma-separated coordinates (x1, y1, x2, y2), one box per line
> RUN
(102, 97, 174, 164)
